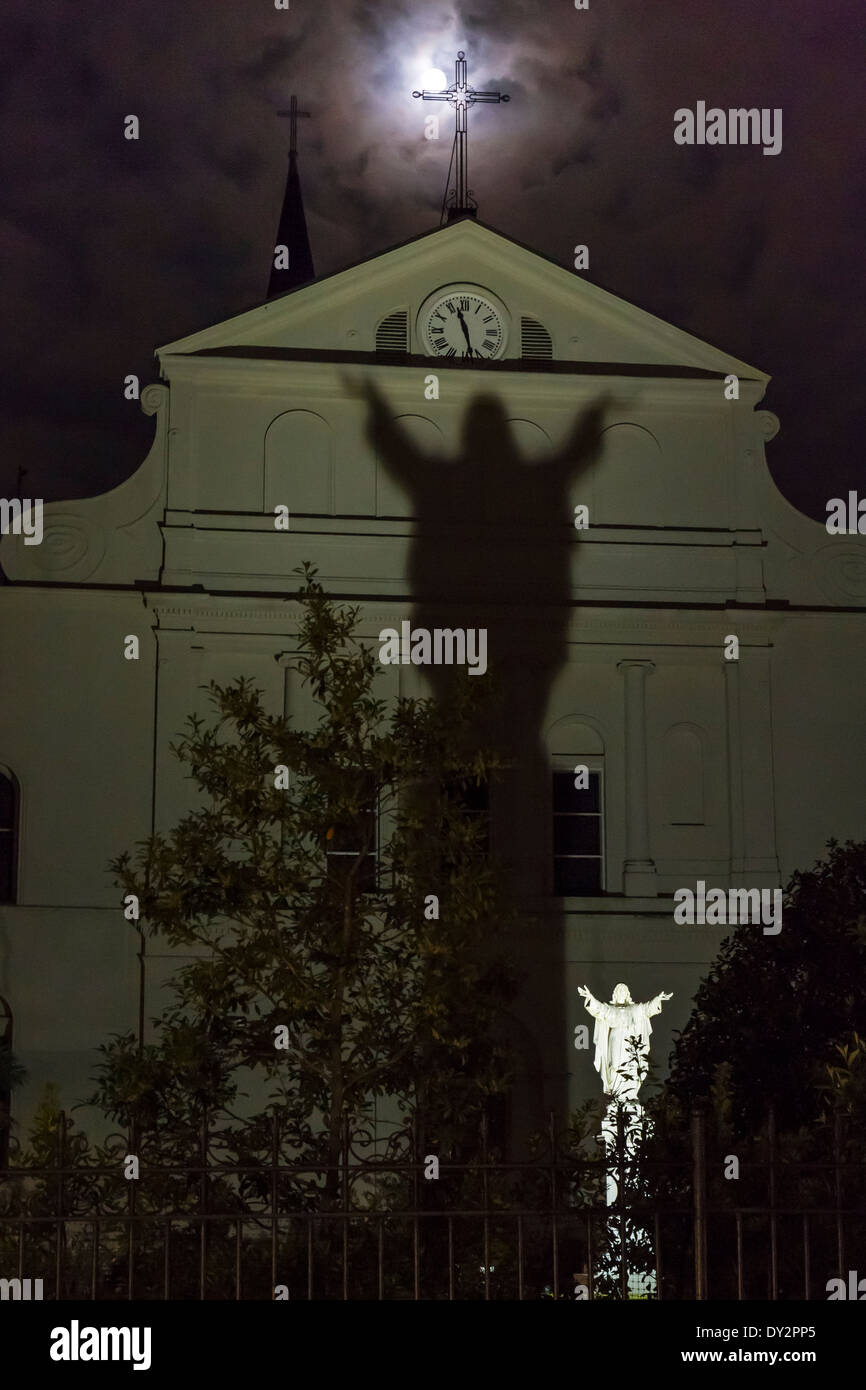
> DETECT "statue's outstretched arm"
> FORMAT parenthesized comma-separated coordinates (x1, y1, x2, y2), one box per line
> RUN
(578, 983, 604, 1018)
(646, 990, 673, 1015)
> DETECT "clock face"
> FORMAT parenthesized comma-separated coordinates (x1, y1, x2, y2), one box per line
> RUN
(421, 290, 506, 359)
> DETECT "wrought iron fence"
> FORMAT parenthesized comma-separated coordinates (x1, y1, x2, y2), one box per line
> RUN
(1, 1108, 863, 1300)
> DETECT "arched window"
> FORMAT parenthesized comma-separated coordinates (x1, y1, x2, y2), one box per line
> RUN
(0, 770, 18, 904)
(505, 419, 551, 463)
(264, 410, 333, 516)
(376, 415, 442, 517)
(594, 423, 663, 525)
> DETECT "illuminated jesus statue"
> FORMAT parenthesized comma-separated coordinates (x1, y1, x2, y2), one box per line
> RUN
(577, 983, 672, 1101)
(578, 981, 672, 1249)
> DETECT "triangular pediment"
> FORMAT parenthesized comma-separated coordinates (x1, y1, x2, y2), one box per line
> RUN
(158, 219, 767, 382)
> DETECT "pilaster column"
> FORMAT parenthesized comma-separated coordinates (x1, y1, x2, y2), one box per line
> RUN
(723, 659, 746, 879)
(724, 646, 780, 885)
(617, 659, 657, 895)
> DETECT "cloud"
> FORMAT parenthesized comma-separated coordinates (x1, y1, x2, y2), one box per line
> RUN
(0, 0, 861, 518)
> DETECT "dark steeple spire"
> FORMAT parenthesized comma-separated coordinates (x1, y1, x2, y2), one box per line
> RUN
(268, 97, 315, 298)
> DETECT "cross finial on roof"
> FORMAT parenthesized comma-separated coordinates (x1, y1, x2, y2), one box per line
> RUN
(413, 52, 509, 223)
(276, 95, 311, 157)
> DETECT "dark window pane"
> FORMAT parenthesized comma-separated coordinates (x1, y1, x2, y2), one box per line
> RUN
(552, 768, 603, 896)
(359, 856, 376, 894)
(0, 776, 13, 827)
(0, 835, 12, 903)
(0, 775, 14, 902)
(486, 1092, 509, 1157)
(553, 816, 601, 856)
(452, 778, 488, 814)
(329, 810, 374, 854)
(552, 770, 600, 813)
(445, 778, 489, 856)
(326, 852, 377, 893)
(326, 790, 377, 893)
(554, 857, 602, 895)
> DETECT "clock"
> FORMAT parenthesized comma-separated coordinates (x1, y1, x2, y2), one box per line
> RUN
(418, 286, 509, 360)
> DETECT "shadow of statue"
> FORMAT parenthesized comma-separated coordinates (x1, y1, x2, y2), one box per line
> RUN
(354, 376, 615, 1138)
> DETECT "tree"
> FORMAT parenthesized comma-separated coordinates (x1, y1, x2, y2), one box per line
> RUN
(630, 841, 866, 1298)
(0, 1008, 26, 1168)
(92, 565, 518, 1200)
(667, 839, 866, 1134)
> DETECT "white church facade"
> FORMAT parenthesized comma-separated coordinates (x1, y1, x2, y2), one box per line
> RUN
(2, 213, 866, 1145)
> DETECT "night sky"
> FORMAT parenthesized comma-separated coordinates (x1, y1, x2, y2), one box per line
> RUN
(1, 0, 862, 520)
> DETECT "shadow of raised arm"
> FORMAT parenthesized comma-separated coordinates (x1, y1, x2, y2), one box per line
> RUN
(343, 375, 433, 489)
(549, 392, 620, 487)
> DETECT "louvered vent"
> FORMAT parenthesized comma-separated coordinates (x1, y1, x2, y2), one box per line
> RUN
(520, 316, 553, 359)
(375, 310, 409, 353)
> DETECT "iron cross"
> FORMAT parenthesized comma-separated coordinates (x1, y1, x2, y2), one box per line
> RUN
(413, 52, 509, 221)
(276, 95, 311, 156)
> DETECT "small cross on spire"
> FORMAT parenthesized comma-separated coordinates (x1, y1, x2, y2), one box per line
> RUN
(413, 52, 509, 222)
(277, 95, 311, 156)
(268, 96, 315, 297)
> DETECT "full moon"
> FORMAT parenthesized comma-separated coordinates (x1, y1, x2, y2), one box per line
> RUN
(420, 67, 447, 92)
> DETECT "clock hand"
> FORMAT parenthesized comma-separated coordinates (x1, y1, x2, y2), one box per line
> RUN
(456, 309, 473, 354)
